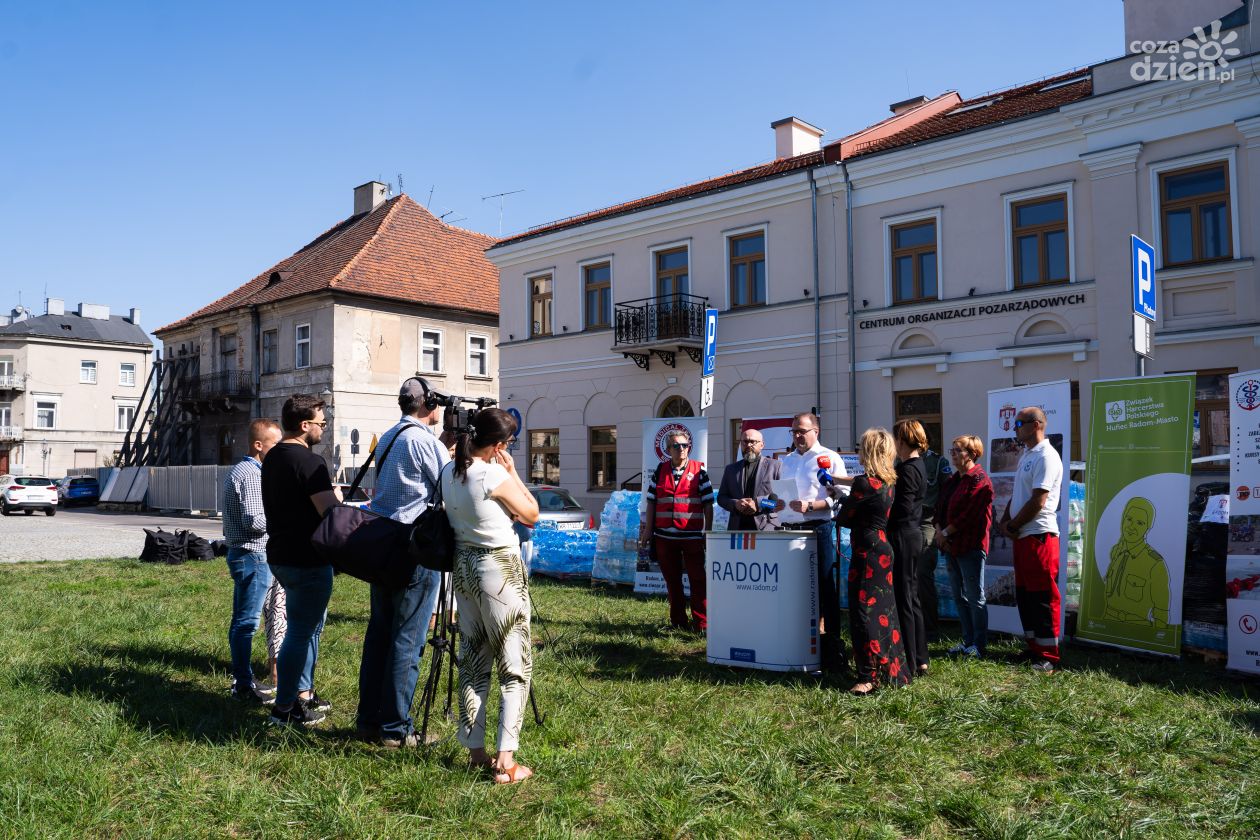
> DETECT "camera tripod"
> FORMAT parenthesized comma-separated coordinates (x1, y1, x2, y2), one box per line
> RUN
(417, 571, 545, 746)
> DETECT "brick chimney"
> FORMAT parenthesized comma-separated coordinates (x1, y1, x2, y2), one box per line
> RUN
(771, 117, 824, 159)
(353, 181, 389, 216)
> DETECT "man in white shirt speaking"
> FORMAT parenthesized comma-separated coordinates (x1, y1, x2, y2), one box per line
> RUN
(781, 412, 847, 671)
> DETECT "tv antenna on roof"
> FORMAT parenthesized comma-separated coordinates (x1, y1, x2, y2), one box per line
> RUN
(397, 173, 405, 195)
(482, 189, 525, 237)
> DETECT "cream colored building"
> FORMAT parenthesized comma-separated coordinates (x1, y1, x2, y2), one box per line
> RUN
(489, 3, 1259, 510)
(151, 183, 499, 476)
(0, 300, 152, 475)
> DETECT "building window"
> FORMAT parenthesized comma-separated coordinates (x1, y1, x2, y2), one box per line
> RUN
(656, 247, 689, 298)
(589, 426, 617, 491)
(1159, 162, 1232, 267)
(530, 275, 553, 337)
(119, 363, 136, 387)
(894, 389, 942, 454)
(219, 332, 237, 370)
(420, 329, 443, 373)
(659, 396, 695, 418)
(262, 329, 278, 374)
(1011, 194, 1069, 286)
(891, 220, 938, 303)
(467, 334, 489, 377)
(36, 400, 57, 429)
(80, 360, 97, 384)
(728, 232, 766, 308)
(1174, 368, 1234, 469)
(295, 324, 311, 370)
(0, 356, 14, 379)
(0, 403, 11, 427)
(116, 402, 138, 432)
(583, 263, 612, 329)
(528, 429, 560, 484)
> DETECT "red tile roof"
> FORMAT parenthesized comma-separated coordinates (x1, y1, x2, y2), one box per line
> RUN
(491, 69, 1092, 249)
(156, 195, 498, 334)
(848, 69, 1092, 157)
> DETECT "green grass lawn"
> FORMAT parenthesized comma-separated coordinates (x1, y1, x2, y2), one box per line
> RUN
(0, 559, 1256, 839)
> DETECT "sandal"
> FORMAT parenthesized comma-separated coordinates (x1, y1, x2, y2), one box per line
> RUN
(848, 682, 876, 696)
(494, 762, 534, 785)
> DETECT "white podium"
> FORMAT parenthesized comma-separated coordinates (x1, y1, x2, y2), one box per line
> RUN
(706, 531, 820, 672)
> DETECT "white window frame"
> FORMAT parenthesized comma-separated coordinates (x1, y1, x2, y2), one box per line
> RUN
(0, 356, 13, 376)
(466, 332, 490, 378)
(80, 360, 98, 384)
(722, 223, 770, 311)
(648, 238, 693, 299)
(882, 207, 944, 305)
(34, 396, 59, 430)
(419, 328, 445, 374)
(577, 255, 615, 331)
(1002, 181, 1075, 290)
(1148, 147, 1240, 271)
(295, 323, 311, 370)
(115, 399, 139, 432)
(0, 402, 11, 427)
(119, 362, 136, 387)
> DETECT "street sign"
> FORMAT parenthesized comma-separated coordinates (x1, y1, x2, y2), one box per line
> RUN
(1131, 234, 1156, 321)
(506, 408, 522, 436)
(350, 428, 360, 444)
(700, 375, 714, 412)
(702, 308, 718, 377)
(350, 443, 360, 455)
(1133, 313, 1153, 359)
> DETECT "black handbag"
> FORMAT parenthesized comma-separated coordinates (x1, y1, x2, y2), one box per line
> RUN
(310, 425, 446, 589)
(408, 462, 455, 573)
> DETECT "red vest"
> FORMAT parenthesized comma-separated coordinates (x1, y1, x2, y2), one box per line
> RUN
(652, 460, 706, 538)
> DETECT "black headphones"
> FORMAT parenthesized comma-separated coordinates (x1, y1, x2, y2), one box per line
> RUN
(401, 376, 442, 411)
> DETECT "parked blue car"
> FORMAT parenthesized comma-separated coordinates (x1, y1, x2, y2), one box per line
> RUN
(57, 476, 101, 507)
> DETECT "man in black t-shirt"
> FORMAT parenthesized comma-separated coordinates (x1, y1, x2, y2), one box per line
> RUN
(262, 394, 340, 727)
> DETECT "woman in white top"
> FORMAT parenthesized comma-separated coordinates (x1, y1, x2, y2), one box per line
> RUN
(441, 408, 539, 784)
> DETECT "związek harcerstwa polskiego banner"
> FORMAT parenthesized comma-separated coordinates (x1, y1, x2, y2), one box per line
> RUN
(1226, 370, 1260, 675)
(637, 417, 709, 595)
(1079, 375, 1194, 656)
(985, 381, 1072, 638)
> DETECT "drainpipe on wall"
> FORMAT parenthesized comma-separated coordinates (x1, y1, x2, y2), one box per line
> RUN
(250, 305, 262, 418)
(841, 160, 857, 450)
(809, 168, 822, 416)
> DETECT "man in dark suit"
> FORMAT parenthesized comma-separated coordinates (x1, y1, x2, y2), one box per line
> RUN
(717, 427, 784, 531)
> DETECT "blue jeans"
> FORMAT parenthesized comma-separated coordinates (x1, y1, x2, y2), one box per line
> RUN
(356, 565, 442, 738)
(226, 548, 272, 688)
(945, 549, 987, 652)
(269, 563, 333, 708)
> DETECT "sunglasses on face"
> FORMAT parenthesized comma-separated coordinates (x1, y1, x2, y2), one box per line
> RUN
(668, 443, 690, 450)
(791, 428, 816, 435)
(1014, 418, 1036, 429)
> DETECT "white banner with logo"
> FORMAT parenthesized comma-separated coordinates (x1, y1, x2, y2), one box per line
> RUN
(637, 418, 709, 595)
(1227, 370, 1260, 675)
(985, 381, 1072, 637)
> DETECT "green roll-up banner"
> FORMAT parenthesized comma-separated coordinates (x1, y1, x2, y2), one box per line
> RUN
(1078, 375, 1194, 656)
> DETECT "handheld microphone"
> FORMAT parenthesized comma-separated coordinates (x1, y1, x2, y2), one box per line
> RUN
(759, 495, 778, 512)
(816, 455, 834, 487)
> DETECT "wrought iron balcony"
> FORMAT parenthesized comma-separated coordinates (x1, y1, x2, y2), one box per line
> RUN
(0, 425, 22, 442)
(0, 373, 24, 391)
(190, 371, 255, 402)
(613, 293, 708, 370)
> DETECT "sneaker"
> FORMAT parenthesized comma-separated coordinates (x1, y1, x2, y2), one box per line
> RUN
(379, 732, 421, 749)
(962, 645, 981, 658)
(305, 691, 332, 712)
(1030, 659, 1057, 674)
(253, 681, 277, 697)
(269, 700, 326, 728)
(946, 643, 968, 656)
(231, 684, 275, 706)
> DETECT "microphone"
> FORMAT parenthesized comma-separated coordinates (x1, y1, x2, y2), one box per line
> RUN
(816, 455, 834, 487)
(759, 494, 778, 512)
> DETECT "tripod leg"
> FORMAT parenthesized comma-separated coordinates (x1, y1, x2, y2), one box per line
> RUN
(528, 683, 544, 725)
(418, 574, 449, 746)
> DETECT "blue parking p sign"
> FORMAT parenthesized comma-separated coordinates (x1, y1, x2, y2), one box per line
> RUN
(702, 308, 718, 376)
(1131, 234, 1156, 321)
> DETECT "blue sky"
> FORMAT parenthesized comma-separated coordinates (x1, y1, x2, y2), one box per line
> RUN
(0, 1, 1124, 335)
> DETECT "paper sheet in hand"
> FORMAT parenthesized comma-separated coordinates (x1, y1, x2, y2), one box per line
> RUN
(769, 479, 799, 502)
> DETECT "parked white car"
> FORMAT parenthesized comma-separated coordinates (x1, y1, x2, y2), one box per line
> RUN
(1, 475, 58, 516)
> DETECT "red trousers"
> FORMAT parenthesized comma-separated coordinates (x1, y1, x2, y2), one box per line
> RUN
(655, 537, 707, 630)
(1013, 532, 1060, 663)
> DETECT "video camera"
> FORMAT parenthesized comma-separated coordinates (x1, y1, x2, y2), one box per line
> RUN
(427, 386, 497, 435)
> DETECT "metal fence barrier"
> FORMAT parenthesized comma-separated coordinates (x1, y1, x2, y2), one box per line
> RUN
(145, 465, 232, 513)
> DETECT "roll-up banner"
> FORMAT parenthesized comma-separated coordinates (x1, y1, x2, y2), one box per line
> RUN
(985, 381, 1072, 638)
(1078, 375, 1195, 656)
(1226, 370, 1260, 675)
(637, 418, 709, 595)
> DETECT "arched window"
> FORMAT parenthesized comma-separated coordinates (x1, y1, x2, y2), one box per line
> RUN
(658, 396, 694, 418)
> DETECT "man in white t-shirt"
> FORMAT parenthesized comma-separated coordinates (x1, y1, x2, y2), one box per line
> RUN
(780, 412, 847, 670)
(1000, 405, 1064, 673)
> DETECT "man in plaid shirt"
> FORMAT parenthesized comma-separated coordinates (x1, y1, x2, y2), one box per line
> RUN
(223, 418, 283, 701)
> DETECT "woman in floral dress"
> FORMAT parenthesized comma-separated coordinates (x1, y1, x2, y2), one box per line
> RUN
(832, 428, 910, 695)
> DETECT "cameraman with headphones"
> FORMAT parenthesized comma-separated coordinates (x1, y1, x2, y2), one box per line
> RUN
(355, 377, 451, 748)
